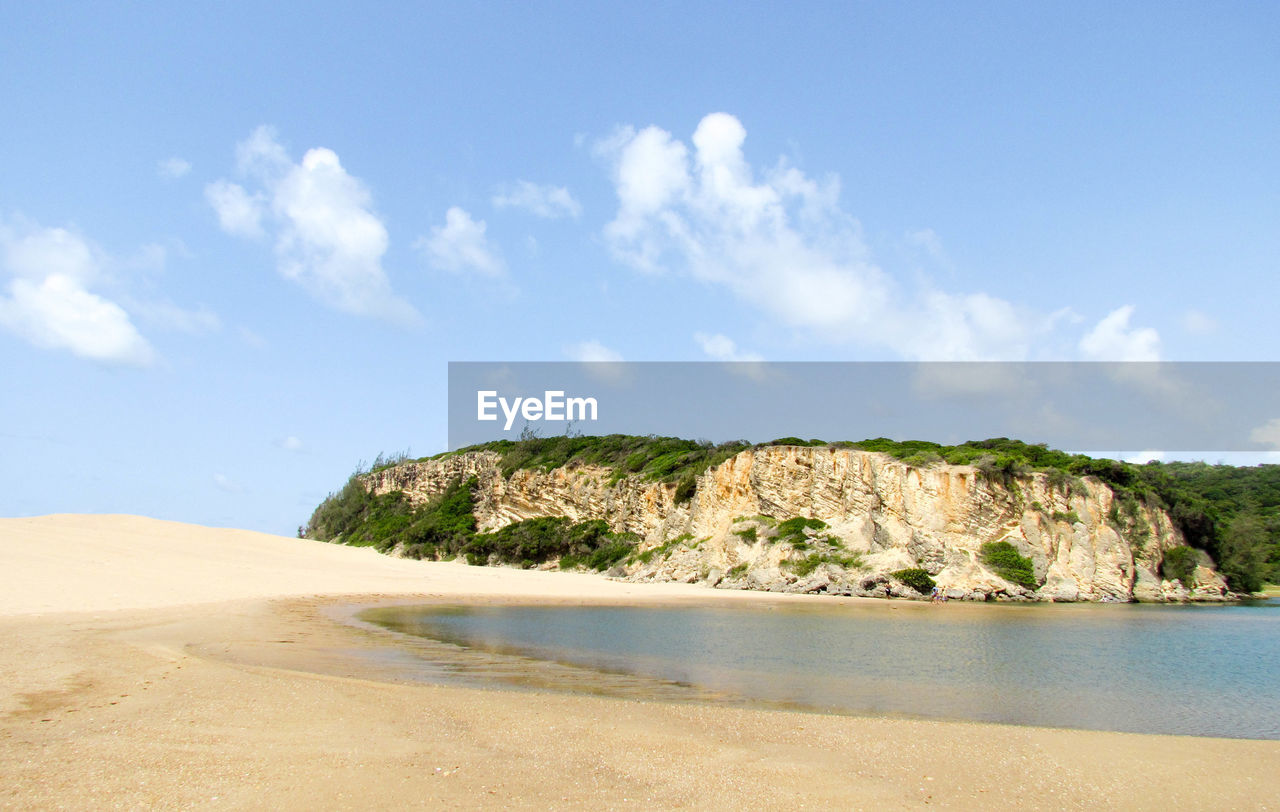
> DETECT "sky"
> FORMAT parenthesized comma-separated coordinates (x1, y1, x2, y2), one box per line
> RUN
(2, 2, 1277, 534)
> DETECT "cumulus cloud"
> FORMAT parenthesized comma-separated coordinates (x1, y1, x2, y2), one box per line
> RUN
(492, 181, 581, 219)
(207, 126, 420, 325)
(417, 207, 505, 276)
(0, 219, 154, 365)
(157, 157, 191, 180)
(1078, 305, 1162, 361)
(596, 113, 1110, 361)
(693, 331, 763, 363)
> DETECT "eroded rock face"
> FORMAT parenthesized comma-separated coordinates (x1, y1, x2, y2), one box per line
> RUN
(363, 445, 1234, 602)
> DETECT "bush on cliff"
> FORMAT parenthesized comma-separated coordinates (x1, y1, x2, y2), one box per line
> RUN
(465, 516, 640, 570)
(891, 568, 936, 594)
(980, 541, 1038, 590)
(1161, 545, 1200, 587)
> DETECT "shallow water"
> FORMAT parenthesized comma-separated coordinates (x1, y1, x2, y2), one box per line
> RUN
(361, 598, 1280, 739)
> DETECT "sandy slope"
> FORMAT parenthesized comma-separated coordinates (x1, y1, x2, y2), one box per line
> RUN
(0, 514, 767, 615)
(2, 514, 1278, 810)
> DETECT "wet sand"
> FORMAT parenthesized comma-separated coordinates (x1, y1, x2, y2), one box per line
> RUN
(3, 514, 1278, 809)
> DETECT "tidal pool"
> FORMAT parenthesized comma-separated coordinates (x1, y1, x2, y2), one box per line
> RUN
(360, 598, 1280, 739)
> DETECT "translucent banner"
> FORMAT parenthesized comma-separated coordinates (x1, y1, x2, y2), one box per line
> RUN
(447, 362, 1280, 453)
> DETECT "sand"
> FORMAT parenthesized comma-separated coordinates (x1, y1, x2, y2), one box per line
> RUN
(2, 514, 1278, 809)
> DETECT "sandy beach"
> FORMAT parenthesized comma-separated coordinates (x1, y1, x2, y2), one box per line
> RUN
(3, 514, 1278, 810)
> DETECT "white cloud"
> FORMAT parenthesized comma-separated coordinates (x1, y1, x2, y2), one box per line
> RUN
(565, 339, 623, 363)
(157, 157, 191, 180)
(1250, 418, 1280, 450)
(596, 113, 1045, 360)
(205, 180, 265, 238)
(3, 222, 98, 283)
(1182, 309, 1217, 335)
(0, 219, 154, 365)
(492, 181, 582, 219)
(693, 331, 763, 362)
(417, 207, 505, 277)
(1078, 305, 1161, 361)
(208, 126, 420, 325)
(0, 275, 155, 366)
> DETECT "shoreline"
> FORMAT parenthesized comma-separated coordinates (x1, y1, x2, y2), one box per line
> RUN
(4, 514, 1279, 808)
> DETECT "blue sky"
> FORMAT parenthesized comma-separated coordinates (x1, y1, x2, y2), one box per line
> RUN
(2, 2, 1277, 533)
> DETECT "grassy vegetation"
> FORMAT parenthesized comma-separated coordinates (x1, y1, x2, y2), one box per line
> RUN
(891, 567, 936, 594)
(980, 541, 1038, 590)
(629, 534, 695, 565)
(783, 551, 864, 577)
(444, 434, 753, 496)
(304, 475, 637, 570)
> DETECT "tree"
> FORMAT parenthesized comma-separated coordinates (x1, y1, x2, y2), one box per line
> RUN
(1218, 513, 1268, 594)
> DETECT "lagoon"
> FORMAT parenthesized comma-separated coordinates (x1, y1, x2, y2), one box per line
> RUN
(363, 598, 1280, 740)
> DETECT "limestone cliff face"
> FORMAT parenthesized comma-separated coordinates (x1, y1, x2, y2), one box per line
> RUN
(364, 446, 1232, 602)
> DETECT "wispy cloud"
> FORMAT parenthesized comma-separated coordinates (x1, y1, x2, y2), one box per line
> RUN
(693, 331, 763, 363)
(205, 179, 266, 238)
(157, 157, 192, 180)
(275, 435, 305, 452)
(1182, 309, 1217, 336)
(564, 339, 623, 363)
(492, 181, 582, 219)
(417, 207, 505, 277)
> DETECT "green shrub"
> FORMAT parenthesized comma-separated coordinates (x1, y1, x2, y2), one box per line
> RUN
(891, 568, 936, 594)
(980, 541, 1038, 589)
(774, 517, 828, 548)
(1052, 510, 1080, 524)
(733, 526, 758, 543)
(1161, 545, 1200, 587)
(727, 563, 749, 577)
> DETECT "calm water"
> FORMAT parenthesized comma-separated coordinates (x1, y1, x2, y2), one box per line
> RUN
(362, 599, 1280, 739)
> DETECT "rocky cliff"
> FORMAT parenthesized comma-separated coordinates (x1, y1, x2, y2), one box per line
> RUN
(364, 445, 1233, 602)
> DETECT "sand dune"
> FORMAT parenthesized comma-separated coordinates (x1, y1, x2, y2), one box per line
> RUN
(0, 513, 756, 616)
(3, 514, 1278, 809)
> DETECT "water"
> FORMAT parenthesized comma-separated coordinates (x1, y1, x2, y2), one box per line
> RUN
(361, 599, 1280, 739)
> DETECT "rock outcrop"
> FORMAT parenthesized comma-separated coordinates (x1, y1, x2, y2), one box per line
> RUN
(364, 445, 1234, 602)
